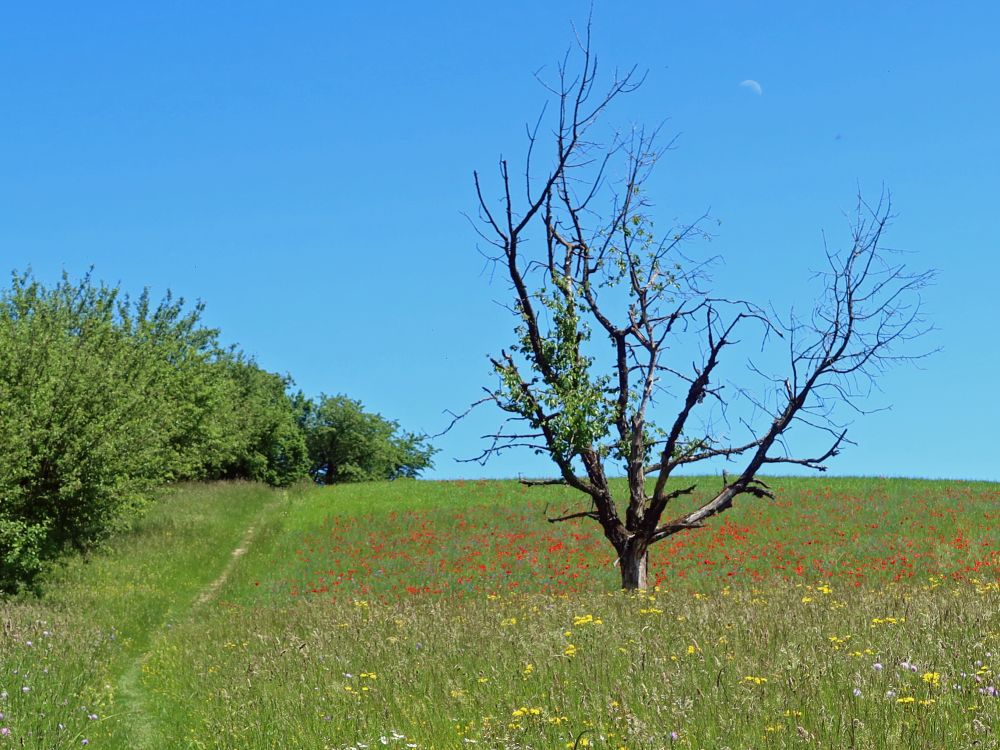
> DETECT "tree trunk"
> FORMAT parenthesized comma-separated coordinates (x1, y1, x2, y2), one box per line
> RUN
(619, 541, 649, 590)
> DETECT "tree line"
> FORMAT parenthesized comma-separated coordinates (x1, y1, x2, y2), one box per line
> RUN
(0, 270, 435, 593)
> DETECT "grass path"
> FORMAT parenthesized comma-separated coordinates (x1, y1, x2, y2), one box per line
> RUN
(0, 482, 293, 748)
(113, 659, 158, 749)
(195, 510, 269, 606)
(109, 489, 288, 749)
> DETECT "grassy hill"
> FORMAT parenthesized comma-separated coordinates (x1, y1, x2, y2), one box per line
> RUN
(2, 477, 998, 748)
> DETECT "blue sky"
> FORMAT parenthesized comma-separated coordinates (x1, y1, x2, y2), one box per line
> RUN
(2, 2, 997, 481)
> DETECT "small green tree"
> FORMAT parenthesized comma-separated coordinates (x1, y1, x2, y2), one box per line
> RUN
(303, 395, 436, 483)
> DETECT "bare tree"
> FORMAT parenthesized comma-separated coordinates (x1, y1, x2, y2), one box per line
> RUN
(463, 29, 932, 590)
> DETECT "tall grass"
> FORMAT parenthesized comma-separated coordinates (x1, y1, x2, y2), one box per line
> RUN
(0, 482, 288, 747)
(1, 477, 997, 748)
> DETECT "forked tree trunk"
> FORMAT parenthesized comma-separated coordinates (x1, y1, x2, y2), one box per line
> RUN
(619, 541, 649, 590)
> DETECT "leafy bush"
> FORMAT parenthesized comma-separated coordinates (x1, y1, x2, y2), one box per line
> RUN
(0, 272, 311, 592)
(0, 516, 46, 594)
(0, 273, 170, 591)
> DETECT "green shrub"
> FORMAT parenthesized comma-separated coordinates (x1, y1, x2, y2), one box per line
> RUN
(0, 516, 46, 593)
(0, 271, 312, 592)
(0, 273, 164, 590)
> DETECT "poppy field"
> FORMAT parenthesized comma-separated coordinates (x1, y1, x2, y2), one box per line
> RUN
(266, 477, 1000, 600)
(2, 477, 999, 748)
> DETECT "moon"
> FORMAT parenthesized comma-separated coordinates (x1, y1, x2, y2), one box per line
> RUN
(740, 79, 763, 96)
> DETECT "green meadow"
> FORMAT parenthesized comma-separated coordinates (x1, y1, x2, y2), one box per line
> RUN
(2, 477, 998, 749)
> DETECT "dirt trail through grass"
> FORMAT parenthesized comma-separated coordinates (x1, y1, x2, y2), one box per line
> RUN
(111, 490, 286, 749)
(195, 522, 260, 606)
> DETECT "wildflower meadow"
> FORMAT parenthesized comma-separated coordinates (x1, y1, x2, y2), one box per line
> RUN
(1, 477, 998, 748)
